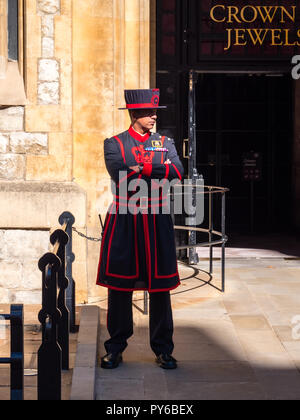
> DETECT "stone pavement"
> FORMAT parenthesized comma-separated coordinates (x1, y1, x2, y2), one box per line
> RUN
(95, 258, 300, 400)
(0, 304, 79, 400)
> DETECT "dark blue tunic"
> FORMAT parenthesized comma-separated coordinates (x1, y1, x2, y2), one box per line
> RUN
(96, 126, 184, 292)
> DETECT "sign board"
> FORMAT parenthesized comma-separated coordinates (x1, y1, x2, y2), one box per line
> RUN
(243, 151, 262, 181)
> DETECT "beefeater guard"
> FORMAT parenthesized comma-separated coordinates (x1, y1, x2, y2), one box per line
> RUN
(97, 89, 184, 370)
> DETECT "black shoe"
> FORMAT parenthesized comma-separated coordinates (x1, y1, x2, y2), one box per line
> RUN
(155, 354, 177, 369)
(101, 352, 123, 369)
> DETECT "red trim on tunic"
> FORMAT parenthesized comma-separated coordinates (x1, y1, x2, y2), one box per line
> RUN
(171, 163, 182, 181)
(97, 282, 181, 293)
(128, 126, 151, 143)
(113, 136, 126, 164)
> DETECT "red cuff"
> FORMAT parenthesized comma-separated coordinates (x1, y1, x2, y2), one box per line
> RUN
(142, 163, 152, 177)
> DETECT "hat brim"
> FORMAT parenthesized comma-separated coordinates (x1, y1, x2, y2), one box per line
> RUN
(118, 106, 167, 110)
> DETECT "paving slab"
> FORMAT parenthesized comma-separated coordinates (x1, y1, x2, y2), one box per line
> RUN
(95, 256, 300, 400)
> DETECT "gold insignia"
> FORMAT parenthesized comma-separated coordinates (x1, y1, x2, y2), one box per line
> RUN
(152, 140, 163, 148)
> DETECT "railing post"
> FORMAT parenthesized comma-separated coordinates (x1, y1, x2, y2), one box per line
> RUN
(38, 254, 62, 401)
(221, 191, 226, 293)
(209, 187, 214, 274)
(10, 304, 24, 400)
(58, 212, 76, 332)
(50, 228, 70, 370)
(0, 305, 24, 400)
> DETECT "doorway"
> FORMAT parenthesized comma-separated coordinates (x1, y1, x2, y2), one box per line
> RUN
(155, 0, 295, 234)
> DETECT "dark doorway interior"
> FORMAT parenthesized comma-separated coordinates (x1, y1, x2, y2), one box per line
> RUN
(194, 73, 293, 234)
(155, 0, 295, 235)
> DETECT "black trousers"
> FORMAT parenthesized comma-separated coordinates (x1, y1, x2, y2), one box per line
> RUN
(104, 289, 174, 356)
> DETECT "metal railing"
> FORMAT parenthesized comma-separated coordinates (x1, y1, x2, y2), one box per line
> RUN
(37, 212, 75, 401)
(0, 305, 24, 400)
(136, 185, 229, 315)
(173, 185, 229, 292)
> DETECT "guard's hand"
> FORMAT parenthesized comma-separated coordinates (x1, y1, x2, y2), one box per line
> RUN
(129, 165, 140, 173)
(164, 159, 171, 164)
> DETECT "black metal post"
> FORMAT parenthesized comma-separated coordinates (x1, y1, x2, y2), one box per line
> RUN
(143, 291, 148, 315)
(209, 188, 214, 274)
(221, 192, 226, 293)
(10, 305, 24, 400)
(188, 70, 199, 265)
(250, 179, 254, 233)
(38, 254, 62, 401)
(0, 305, 24, 400)
(59, 212, 76, 332)
(50, 228, 70, 370)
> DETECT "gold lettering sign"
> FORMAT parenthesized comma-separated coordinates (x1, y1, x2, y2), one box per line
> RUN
(210, 4, 300, 50)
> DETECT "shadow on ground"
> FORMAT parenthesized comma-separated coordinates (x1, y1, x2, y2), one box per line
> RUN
(96, 321, 300, 401)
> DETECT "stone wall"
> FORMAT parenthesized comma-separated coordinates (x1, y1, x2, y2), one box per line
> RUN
(0, 230, 49, 303)
(0, 0, 152, 304)
(0, 0, 86, 304)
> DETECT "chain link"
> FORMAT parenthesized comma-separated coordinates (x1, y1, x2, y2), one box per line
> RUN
(72, 227, 102, 242)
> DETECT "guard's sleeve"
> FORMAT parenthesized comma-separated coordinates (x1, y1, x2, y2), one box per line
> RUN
(142, 138, 184, 181)
(104, 137, 140, 184)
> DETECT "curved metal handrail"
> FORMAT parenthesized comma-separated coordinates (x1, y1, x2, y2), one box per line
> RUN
(172, 184, 229, 293)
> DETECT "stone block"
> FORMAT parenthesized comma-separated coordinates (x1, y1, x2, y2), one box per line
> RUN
(2, 230, 49, 260)
(48, 132, 72, 155)
(0, 261, 23, 289)
(0, 134, 8, 153)
(26, 0, 38, 16)
(55, 16, 72, 59)
(25, 105, 72, 132)
(25, 58, 38, 105)
(0, 181, 86, 228)
(38, 0, 60, 15)
(10, 132, 48, 154)
(60, 0, 72, 16)
(9, 290, 42, 304)
(42, 37, 55, 58)
(38, 82, 59, 104)
(38, 59, 59, 82)
(26, 154, 72, 181)
(0, 107, 24, 132)
(25, 14, 42, 59)
(0, 154, 25, 180)
(73, 61, 113, 107)
(60, 58, 72, 105)
(41, 15, 54, 37)
(21, 261, 43, 291)
(73, 105, 113, 133)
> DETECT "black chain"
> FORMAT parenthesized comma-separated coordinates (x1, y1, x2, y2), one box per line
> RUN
(72, 227, 102, 242)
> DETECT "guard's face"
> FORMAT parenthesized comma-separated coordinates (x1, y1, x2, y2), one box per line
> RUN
(132, 109, 158, 130)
